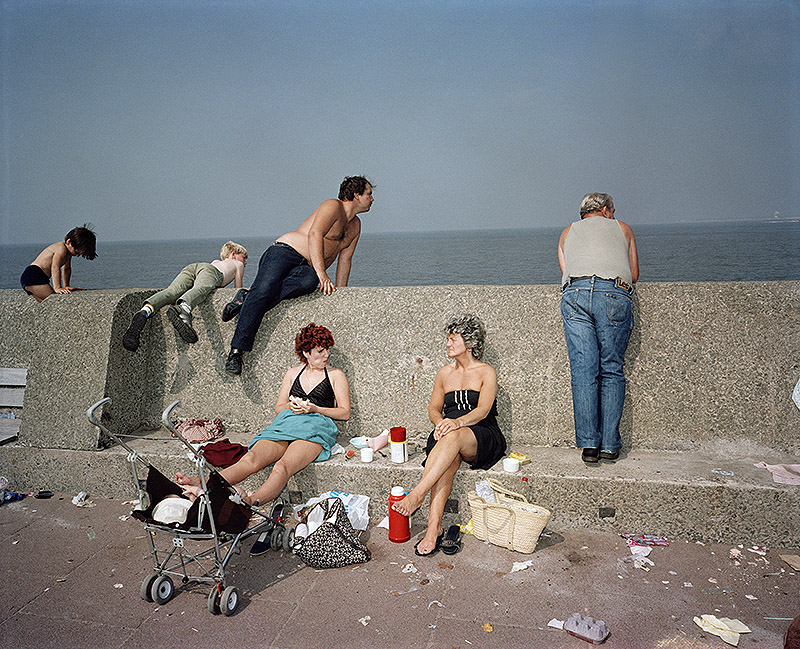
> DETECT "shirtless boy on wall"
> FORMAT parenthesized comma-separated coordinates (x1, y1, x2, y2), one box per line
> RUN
(223, 176, 374, 375)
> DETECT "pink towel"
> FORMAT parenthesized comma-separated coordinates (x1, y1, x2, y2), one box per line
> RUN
(173, 418, 224, 443)
(754, 462, 800, 485)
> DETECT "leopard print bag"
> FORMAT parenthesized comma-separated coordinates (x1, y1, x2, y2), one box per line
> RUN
(296, 497, 371, 569)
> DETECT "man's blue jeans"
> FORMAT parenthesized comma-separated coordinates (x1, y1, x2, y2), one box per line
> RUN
(230, 243, 318, 352)
(560, 277, 633, 453)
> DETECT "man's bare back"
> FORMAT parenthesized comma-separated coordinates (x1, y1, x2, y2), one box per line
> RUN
(277, 199, 361, 268)
(276, 183, 373, 295)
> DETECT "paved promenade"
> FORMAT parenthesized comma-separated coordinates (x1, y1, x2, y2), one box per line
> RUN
(0, 492, 796, 648)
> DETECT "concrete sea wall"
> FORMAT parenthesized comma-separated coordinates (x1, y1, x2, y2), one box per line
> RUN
(1, 282, 798, 544)
(2, 282, 798, 452)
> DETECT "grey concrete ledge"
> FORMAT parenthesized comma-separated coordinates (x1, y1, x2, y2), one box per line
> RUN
(1, 440, 796, 546)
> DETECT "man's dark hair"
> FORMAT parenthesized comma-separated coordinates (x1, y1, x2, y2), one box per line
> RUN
(65, 223, 97, 260)
(338, 176, 373, 201)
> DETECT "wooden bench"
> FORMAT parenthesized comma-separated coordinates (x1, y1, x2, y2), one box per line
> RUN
(0, 368, 26, 444)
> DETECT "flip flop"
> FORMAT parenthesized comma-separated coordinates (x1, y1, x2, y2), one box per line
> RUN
(440, 524, 462, 555)
(414, 533, 443, 557)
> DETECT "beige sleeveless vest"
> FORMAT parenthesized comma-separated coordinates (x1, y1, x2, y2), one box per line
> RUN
(561, 217, 632, 287)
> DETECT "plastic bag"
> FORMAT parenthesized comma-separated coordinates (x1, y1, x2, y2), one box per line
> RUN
(294, 490, 370, 530)
(475, 480, 497, 503)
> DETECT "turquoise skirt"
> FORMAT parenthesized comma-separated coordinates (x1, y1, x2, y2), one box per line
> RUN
(248, 409, 339, 462)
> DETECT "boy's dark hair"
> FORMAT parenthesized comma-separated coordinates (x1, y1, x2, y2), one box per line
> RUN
(65, 224, 97, 260)
(338, 176, 373, 201)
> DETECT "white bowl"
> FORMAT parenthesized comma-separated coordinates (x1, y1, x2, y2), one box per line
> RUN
(350, 436, 369, 449)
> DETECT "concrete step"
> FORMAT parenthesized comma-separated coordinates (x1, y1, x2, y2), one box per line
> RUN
(2, 438, 796, 547)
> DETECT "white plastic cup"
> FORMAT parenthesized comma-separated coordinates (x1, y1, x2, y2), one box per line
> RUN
(503, 457, 520, 473)
(360, 447, 374, 462)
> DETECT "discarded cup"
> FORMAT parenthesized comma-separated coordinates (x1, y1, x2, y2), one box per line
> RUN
(360, 447, 374, 463)
(503, 457, 520, 473)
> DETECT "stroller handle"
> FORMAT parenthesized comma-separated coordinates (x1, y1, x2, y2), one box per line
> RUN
(161, 399, 207, 464)
(87, 397, 112, 427)
(162, 400, 181, 431)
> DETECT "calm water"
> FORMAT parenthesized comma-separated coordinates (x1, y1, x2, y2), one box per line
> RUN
(1, 221, 798, 290)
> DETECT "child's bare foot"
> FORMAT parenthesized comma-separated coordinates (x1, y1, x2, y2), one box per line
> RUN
(391, 491, 424, 517)
(175, 472, 201, 488)
(414, 526, 443, 556)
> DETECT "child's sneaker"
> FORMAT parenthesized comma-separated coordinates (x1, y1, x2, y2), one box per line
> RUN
(222, 288, 248, 322)
(167, 305, 199, 344)
(122, 311, 148, 351)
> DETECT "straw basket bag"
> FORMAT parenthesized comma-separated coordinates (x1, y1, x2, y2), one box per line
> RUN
(467, 478, 551, 553)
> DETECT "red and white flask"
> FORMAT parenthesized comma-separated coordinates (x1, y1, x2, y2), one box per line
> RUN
(388, 486, 410, 543)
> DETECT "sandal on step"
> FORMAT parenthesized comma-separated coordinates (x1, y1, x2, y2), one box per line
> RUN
(440, 524, 462, 555)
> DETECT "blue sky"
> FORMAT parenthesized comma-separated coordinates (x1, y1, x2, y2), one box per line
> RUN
(1, 0, 797, 245)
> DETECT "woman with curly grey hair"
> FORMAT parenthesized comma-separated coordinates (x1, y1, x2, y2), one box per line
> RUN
(392, 314, 506, 556)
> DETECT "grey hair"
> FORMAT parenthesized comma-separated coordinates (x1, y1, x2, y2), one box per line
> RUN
(444, 313, 487, 359)
(579, 192, 614, 218)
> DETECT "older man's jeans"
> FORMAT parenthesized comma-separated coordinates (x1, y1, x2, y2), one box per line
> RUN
(230, 243, 319, 352)
(560, 277, 633, 453)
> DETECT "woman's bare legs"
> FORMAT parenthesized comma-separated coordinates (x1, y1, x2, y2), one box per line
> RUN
(392, 428, 477, 555)
(220, 440, 287, 486)
(415, 455, 460, 555)
(175, 439, 288, 490)
(393, 428, 477, 517)
(243, 439, 322, 506)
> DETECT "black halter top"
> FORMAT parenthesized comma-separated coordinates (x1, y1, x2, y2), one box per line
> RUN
(289, 366, 335, 408)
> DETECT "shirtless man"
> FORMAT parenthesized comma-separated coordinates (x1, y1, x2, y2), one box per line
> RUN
(223, 176, 374, 375)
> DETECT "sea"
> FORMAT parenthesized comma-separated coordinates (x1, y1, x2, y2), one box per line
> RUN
(1, 221, 798, 291)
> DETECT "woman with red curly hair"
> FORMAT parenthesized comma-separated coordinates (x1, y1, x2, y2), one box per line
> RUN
(177, 322, 349, 510)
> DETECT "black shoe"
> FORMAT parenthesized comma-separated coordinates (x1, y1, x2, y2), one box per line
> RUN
(250, 531, 271, 555)
(122, 311, 148, 351)
(581, 448, 600, 463)
(225, 350, 243, 375)
(167, 305, 198, 344)
(599, 450, 620, 461)
(221, 288, 248, 322)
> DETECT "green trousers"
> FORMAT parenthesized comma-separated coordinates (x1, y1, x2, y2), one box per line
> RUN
(146, 262, 225, 311)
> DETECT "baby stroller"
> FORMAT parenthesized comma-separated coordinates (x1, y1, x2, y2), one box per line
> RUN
(87, 397, 295, 616)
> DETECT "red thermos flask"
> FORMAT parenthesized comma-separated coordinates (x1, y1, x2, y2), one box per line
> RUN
(388, 486, 411, 543)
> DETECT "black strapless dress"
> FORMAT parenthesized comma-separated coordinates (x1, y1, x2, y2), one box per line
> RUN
(424, 389, 506, 470)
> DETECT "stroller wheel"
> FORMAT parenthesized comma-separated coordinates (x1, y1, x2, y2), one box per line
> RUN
(207, 586, 221, 615)
(283, 527, 295, 553)
(270, 527, 282, 551)
(140, 573, 158, 602)
(220, 586, 238, 616)
(151, 575, 174, 605)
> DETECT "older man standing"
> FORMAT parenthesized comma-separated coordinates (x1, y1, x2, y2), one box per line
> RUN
(557, 192, 639, 463)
